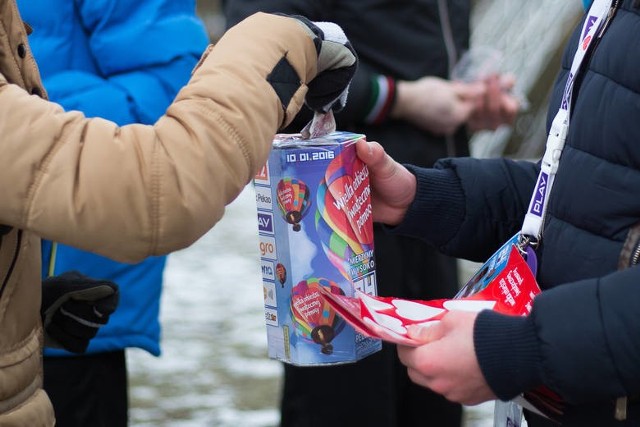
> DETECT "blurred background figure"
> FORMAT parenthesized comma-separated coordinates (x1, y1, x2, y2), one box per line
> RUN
(223, 1, 521, 427)
(17, 0, 209, 425)
(123, 1, 585, 426)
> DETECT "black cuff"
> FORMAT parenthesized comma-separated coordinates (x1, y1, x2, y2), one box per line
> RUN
(388, 165, 465, 249)
(474, 310, 543, 401)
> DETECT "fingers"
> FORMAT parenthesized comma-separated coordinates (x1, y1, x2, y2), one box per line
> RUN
(397, 342, 446, 396)
(355, 138, 376, 164)
(60, 300, 111, 327)
(448, 81, 485, 133)
(466, 74, 521, 131)
(396, 311, 495, 405)
(452, 80, 485, 102)
(454, 100, 476, 130)
(69, 283, 118, 302)
(406, 366, 433, 390)
(406, 321, 443, 343)
(45, 321, 94, 353)
(483, 75, 503, 128)
(92, 293, 120, 317)
(300, 19, 357, 112)
(46, 300, 105, 354)
(498, 74, 522, 118)
(41, 272, 120, 354)
(355, 138, 416, 225)
(499, 73, 516, 91)
(397, 322, 444, 373)
(355, 139, 393, 178)
(396, 344, 421, 372)
(500, 93, 520, 124)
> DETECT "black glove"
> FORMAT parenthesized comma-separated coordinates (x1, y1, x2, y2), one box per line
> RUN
(290, 15, 358, 113)
(41, 271, 120, 354)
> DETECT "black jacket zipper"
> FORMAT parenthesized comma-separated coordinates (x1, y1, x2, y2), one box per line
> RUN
(630, 240, 640, 267)
(597, 0, 621, 40)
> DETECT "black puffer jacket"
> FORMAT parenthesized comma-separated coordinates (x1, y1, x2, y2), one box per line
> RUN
(395, 0, 640, 422)
(225, 0, 471, 165)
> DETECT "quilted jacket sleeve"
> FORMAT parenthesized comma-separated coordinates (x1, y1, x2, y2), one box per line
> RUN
(400, 157, 640, 403)
(476, 264, 640, 404)
(69, 0, 209, 124)
(392, 156, 539, 261)
(0, 13, 318, 262)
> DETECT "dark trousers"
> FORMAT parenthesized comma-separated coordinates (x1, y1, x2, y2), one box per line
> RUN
(43, 350, 128, 427)
(281, 344, 461, 427)
(280, 229, 463, 427)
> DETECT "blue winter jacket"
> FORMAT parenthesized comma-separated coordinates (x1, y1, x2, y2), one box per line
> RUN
(392, 0, 640, 421)
(18, 0, 209, 356)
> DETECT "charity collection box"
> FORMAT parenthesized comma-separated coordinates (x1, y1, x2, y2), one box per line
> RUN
(253, 131, 381, 366)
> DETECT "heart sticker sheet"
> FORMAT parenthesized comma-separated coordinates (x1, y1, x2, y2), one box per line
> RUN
(320, 238, 541, 347)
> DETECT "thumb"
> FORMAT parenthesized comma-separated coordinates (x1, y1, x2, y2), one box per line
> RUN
(499, 73, 516, 92)
(68, 284, 117, 303)
(355, 139, 388, 174)
(406, 321, 444, 344)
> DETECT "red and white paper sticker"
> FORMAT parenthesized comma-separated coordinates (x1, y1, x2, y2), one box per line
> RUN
(320, 243, 541, 346)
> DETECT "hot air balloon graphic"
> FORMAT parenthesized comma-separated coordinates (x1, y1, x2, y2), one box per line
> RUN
(276, 178, 311, 232)
(315, 150, 374, 281)
(276, 263, 287, 287)
(290, 277, 346, 355)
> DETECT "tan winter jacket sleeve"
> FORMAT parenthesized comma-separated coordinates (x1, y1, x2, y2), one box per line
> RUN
(0, 12, 317, 262)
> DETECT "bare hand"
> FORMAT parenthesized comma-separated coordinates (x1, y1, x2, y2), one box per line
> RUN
(355, 139, 416, 226)
(397, 311, 496, 405)
(467, 74, 520, 132)
(391, 76, 485, 136)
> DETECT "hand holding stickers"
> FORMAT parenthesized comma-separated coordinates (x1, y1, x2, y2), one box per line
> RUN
(320, 234, 540, 347)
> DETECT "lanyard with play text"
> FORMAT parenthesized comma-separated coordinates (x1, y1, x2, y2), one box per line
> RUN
(518, 0, 614, 252)
(496, 2, 616, 426)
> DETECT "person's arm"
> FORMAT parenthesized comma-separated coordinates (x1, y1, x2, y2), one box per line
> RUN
(226, 0, 479, 135)
(355, 138, 537, 261)
(396, 266, 640, 406)
(39, 0, 209, 125)
(476, 265, 640, 404)
(0, 13, 351, 262)
(392, 156, 538, 261)
(227, 0, 522, 136)
(224, 0, 395, 128)
(223, 0, 335, 131)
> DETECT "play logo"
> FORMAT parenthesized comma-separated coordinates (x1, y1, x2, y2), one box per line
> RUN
(258, 212, 274, 234)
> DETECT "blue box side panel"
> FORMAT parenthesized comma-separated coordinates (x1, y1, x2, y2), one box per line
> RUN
(262, 133, 381, 365)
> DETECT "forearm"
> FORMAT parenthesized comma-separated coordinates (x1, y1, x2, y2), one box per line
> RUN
(389, 164, 466, 250)
(476, 265, 640, 404)
(391, 157, 538, 261)
(0, 13, 318, 262)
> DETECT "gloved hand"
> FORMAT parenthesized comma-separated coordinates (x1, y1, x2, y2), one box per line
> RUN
(289, 15, 358, 113)
(41, 271, 119, 354)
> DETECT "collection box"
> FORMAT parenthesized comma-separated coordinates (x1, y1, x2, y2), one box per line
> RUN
(253, 131, 381, 366)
